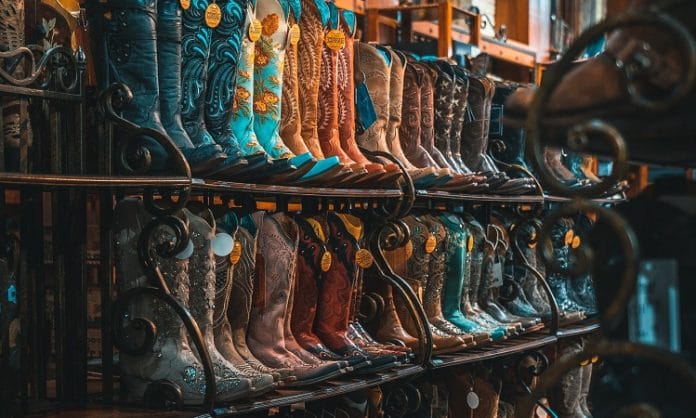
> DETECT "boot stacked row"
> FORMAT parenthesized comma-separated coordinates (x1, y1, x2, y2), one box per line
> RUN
(86, 0, 544, 192)
(362, 212, 596, 356)
(114, 198, 414, 405)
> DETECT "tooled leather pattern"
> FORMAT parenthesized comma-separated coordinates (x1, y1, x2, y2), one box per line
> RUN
(298, 0, 326, 158)
(461, 77, 488, 169)
(279, 15, 310, 155)
(317, 41, 352, 163)
(336, 28, 362, 162)
(181, 0, 216, 146)
(355, 43, 391, 153)
(421, 216, 447, 308)
(204, 0, 247, 140)
(404, 216, 430, 287)
(416, 64, 451, 168)
(385, 51, 415, 170)
(449, 73, 469, 158)
(399, 65, 423, 163)
(432, 65, 456, 159)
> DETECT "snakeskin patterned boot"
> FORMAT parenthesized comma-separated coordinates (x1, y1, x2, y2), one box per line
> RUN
(114, 198, 250, 404)
(157, 0, 226, 175)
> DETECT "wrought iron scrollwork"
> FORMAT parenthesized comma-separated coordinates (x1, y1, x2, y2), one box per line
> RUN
(0, 46, 81, 93)
(519, 1, 696, 415)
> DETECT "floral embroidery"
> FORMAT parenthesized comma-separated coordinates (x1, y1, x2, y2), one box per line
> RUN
(261, 13, 279, 36)
(254, 45, 270, 67)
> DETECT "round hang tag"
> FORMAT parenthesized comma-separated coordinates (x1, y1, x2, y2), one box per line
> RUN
(229, 241, 242, 265)
(466, 391, 479, 409)
(212, 232, 234, 257)
(467, 235, 474, 252)
(248, 19, 262, 42)
(175, 239, 194, 260)
(180, 0, 190, 10)
(325, 29, 345, 51)
(320, 251, 332, 272)
(355, 248, 373, 269)
(534, 405, 549, 418)
(571, 235, 581, 249)
(289, 24, 300, 46)
(425, 235, 436, 254)
(564, 229, 574, 246)
(404, 240, 414, 259)
(205, 3, 222, 28)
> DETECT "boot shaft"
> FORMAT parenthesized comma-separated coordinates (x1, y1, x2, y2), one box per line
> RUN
(354, 41, 392, 154)
(439, 213, 469, 315)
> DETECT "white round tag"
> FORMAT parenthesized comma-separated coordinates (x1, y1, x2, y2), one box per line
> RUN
(175, 240, 194, 260)
(466, 391, 479, 409)
(211, 232, 234, 256)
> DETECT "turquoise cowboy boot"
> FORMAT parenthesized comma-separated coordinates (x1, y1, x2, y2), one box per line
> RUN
(439, 213, 506, 342)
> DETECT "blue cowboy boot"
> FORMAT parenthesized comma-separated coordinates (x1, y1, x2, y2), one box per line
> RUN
(181, 0, 249, 177)
(85, 0, 171, 173)
(157, 0, 227, 175)
(205, 0, 297, 180)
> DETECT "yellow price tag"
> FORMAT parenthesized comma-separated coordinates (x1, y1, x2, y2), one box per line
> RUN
(564, 230, 574, 246)
(229, 241, 242, 265)
(404, 240, 414, 259)
(467, 235, 474, 252)
(425, 235, 436, 254)
(320, 251, 332, 272)
(325, 29, 345, 51)
(355, 248, 374, 268)
(248, 19, 262, 42)
(289, 24, 301, 46)
(205, 3, 222, 28)
(180, 0, 190, 10)
(571, 235, 581, 249)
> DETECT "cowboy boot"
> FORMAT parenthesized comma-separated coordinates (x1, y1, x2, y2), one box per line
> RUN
(548, 218, 586, 318)
(336, 11, 399, 186)
(399, 60, 482, 192)
(295, 0, 354, 185)
(446, 368, 501, 418)
(383, 48, 449, 188)
(427, 60, 463, 173)
(438, 213, 496, 344)
(203, 0, 288, 180)
(579, 363, 593, 418)
(291, 215, 369, 367)
(395, 215, 468, 354)
(276, 1, 346, 184)
(228, 217, 287, 380)
(180, 0, 252, 177)
(544, 147, 581, 184)
(250, 212, 347, 385)
(319, 213, 399, 369)
(354, 42, 437, 186)
(371, 278, 420, 350)
(489, 81, 531, 174)
(184, 207, 261, 397)
(222, 1, 301, 181)
(212, 213, 277, 391)
(419, 215, 476, 344)
(85, 0, 175, 173)
(114, 198, 250, 404)
(157, 0, 226, 175)
(314, 2, 374, 187)
(549, 339, 585, 418)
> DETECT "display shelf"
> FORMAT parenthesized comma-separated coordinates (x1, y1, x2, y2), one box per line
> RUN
(0, 173, 191, 188)
(191, 178, 403, 198)
(0, 83, 82, 102)
(556, 320, 600, 339)
(196, 365, 424, 417)
(416, 189, 545, 203)
(429, 333, 557, 369)
(545, 194, 627, 204)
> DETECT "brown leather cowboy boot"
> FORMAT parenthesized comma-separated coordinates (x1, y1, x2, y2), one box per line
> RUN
(212, 216, 277, 391)
(247, 211, 345, 386)
(317, 213, 400, 370)
(354, 42, 438, 185)
(337, 10, 400, 186)
(371, 278, 420, 349)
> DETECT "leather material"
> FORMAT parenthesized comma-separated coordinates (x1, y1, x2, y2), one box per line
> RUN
(291, 215, 347, 361)
(184, 208, 255, 398)
(400, 61, 440, 169)
(157, 0, 225, 174)
(383, 48, 416, 171)
(461, 74, 492, 171)
(227, 219, 283, 378)
(212, 216, 276, 390)
(419, 215, 475, 344)
(204, 0, 250, 161)
(316, 213, 372, 359)
(85, 0, 169, 172)
(372, 278, 419, 350)
(549, 340, 585, 418)
(115, 198, 234, 404)
(337, 13, 391, 182)
(230, 5, 274, 158)
(449, 67, 472, 173)
(447, 370, 501, 418)
(549, 218, 586, 316)
(490, 81, 530, 171)
(253, 0, 298, 160)
(429, 61, 461, 173)
(297, 0, 329, 159)
(438, 213, 492, 343)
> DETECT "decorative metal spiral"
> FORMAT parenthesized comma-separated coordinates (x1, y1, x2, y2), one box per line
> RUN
(359, 146, 416, 220)
(519, 1, 696, 416)
(0, 46, 81, 92)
